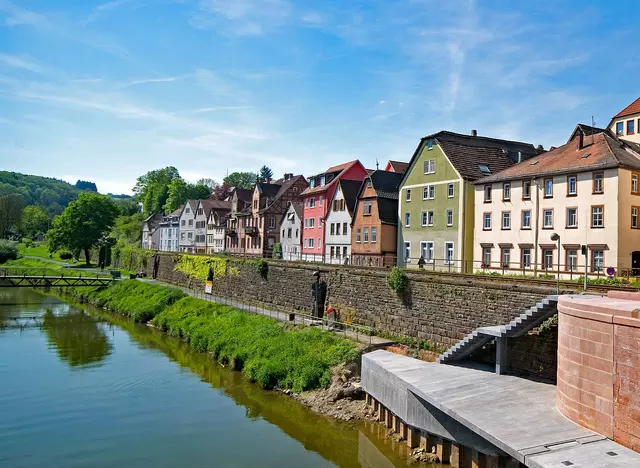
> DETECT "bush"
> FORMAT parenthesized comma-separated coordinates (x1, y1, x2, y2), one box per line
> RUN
(272, 243, 282, 259)
(0, 240, 18, 264)
(59, 251, 73, 260)
(22, 238, 33, 248)
(387, 267, 408, 297)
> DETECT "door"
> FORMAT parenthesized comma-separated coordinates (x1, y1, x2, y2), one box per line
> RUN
(633, 251, 640, 276)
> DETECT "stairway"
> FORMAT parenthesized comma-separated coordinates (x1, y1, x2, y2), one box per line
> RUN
(436, 295, 558, 374)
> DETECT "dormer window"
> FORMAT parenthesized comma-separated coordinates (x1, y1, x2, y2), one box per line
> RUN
(617, 122, 624, 136)
(427, 139, 433, 150)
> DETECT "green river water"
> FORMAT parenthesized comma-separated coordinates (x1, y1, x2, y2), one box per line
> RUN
(0, 289, 442, 468)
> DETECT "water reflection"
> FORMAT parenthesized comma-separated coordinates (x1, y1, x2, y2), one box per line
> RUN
(42, 309, 112, 368)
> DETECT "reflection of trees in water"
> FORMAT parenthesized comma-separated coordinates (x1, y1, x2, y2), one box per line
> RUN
(42, 309, 112, 367)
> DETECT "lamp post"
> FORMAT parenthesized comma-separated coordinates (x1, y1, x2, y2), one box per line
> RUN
(551, 232, 560, 294)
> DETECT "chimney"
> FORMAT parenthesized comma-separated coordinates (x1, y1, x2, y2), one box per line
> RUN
(284, 173, 293, 181)
(575, 132, 583, 150)
(471, 129, 478, 137)
(266, 177, 271, 184)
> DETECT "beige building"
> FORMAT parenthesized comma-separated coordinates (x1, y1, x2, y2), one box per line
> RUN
(609, 96, 640, 144)
(473, 125, 640, 278)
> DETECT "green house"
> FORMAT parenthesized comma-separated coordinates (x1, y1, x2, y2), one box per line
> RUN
(397, 130, 541, 272)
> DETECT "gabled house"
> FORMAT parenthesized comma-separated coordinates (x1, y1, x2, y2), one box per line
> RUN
(225, 188, 252, 253)
(193, 200, 210, 253)
(206, 199, 231, 254)
(608, 96, 640, 144)
(141, 213, 162, 250)
(473, 125, 640, 277)
(397, 130, 542, 271)
(159, 207, 181, 252)
(300, 160, 368, 261)
(178, 200, 197, 253)
(279, 201, 303, 260)
(351, 170, 404, 267)
(384, 160, 410, 173)
(324, 179, 361, 264)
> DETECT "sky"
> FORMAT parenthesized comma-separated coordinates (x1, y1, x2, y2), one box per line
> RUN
(1, 0, 639, 195)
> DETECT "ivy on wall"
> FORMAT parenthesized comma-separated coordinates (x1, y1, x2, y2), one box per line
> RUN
(173, 254, 268, 282)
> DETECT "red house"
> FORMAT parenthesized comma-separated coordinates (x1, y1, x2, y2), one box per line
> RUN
(300, 160, 368, 260)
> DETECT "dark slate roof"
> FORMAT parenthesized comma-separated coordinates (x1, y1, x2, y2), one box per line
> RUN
(234, 188, 253, 203)
(368, 170, 403, 199)
(338, 179, 362, 215)
(256, 181, 281, 199)
(567, 123, 610, 142)
(259, 175, 307, 214)
(291, 201, 303, 220)
(401, 131, 541, 184)
(200, 198, 231, 215)
(377, 197, 399, 226)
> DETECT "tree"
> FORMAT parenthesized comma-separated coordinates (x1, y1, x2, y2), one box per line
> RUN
(114, 198, 141, 217)
(163, 178, 213, 213)
(223, 171, 257, 189)
(197, 178, 220, 191)
(133, 166, 180, 215)
(75, 180, 98, 192)
(19, 205, 49, 238)
(259, 165, 273, 181)
(0, 193, 25, 238)
(47, 193, 119, 264)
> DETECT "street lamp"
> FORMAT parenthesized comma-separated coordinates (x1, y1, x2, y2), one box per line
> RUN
(550, 232, 560, 294)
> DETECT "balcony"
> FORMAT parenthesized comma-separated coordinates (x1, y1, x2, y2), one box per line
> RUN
(226, 229, 237, 237)
(245, 226, 258, 236)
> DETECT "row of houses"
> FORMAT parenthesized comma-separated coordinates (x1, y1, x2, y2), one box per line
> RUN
(142, 97, 640, 277)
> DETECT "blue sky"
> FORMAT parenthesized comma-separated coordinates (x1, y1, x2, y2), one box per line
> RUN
(1, 0, 639, 194)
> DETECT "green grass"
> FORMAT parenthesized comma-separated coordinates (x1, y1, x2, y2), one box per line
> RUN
(69, 280, 360, 392)
(17, 243, 66, 262)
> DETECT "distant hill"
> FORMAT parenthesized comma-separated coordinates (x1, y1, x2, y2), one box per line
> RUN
(0, 171, 92, 216)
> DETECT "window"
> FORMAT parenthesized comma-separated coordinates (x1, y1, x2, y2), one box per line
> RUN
(371, 227, 377, 243)
(363, 200, 372, 215)
(317, 237, 321, 247)
(632, 174, 639, 194)
(566, 208, 578, 228)
(405, 189, 411, 202)
(522, 248, 531, 268)
(616, 121, 624, 136)
(342, 222, 348, 235)
(319, 196, 323, 207)
(420, 241, 434, 262)
(501, 211, 511, 230)
(287, 228, 292, 238)
(567, 175, 577, 196)
(197, 208, 203, 215)
(253, 200, 258, 210)
(591, 249, 604, 272)
(593, 172, 604, 194)
(305, 199, 309, 208)
(295, 228, 299, 238)
(335, 223, 341, 235)
(422, 185, 435, 200)
(282, 229, 285, 237)
(633, 207, 639, 229)
(591, 205, 604, 228)
(309, 197, 316, 208)
(501, 248, 511, 267)
(544, 178, 553, 198)
(343, 246, 348, 258)
(447, 183, 454, 198)
(628, 120, 635, 135)
(404, 242, 411, 261)
(309, 218, 315, 228)
(543, 209, 553, 228)
(330, 223, 335, 235)
(308, 238, 314, 248)
(186, 208, 190, 213)
(181, 232, 185, 240)
(483, 212, 492, 230)
(330, 246, 335, 258)
(188, 232, 193, 239)
(478, 164, 490, 175)
(356, 229, 361, 243)
(427, 139, 433, 150)
(421, 211, 434, 227)
(567, 250, 578, 271)
(482, 247, 492, 266)
(268, 217, 276, 229)
(543, 249, 553, 270)
(446, 210, 453, 226)
(521, 210, 531, 229)
(522, 180, 531, 200)
(484, 185, 492, 202)
(405, 212, 411, 227)
(444, 242, 454, 264)
(424, 160, 435, 174)
(502, 183, 511, 201)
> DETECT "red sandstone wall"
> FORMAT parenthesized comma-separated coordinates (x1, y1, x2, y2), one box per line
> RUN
(614, 322, 640, 451)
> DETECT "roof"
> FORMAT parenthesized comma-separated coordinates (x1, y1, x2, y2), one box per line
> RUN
(568, 123, 609, 142)
(180, 200, 197, 218)
(475, 130, 640, 184)
(259, 175, 307, 213)
(170, 205, 183, 217)
(401, 131, 541, 184)
(256, 180, 281, 199)
(613, 96, 640, 119)
(233, 188, 253, 203)
(301, 160, 363, 196)
(336, 179, 362, 215)
(385, 160, 410, 173)
(377, 198, 399, 226)
(281, 201, 303, 226)
(326, 161, 355, 173)
(200, 198, 231, 215)
(367, 170, 403, 199)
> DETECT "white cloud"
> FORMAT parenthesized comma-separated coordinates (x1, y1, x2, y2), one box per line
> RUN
(191, 0, 292, 36)
(0, 53, 45, 73)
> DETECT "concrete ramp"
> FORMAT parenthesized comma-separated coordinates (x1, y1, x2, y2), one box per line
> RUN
(362, 350, 640, 467)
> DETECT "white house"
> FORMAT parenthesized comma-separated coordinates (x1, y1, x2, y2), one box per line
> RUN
(324, 179, 362, 264)
(279, 201, 303, 260)
(205, 199, 231, 254)
(159, 207, 181, 252)
(178, 200, 197, 253)
(141, 213, 162, 250)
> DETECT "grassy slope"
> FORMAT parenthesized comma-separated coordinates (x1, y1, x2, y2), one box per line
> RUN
(17, 243, 65, 262)
(69, 280, 359, 392)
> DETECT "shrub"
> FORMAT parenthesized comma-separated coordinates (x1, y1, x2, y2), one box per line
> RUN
(59, 251, 73, 260)
(387, 267, 408, 297)
(272, 243, 282, 259)
(0, 240, 18, 264)
(253, 259, 268, 278)
(22, 238, 33, 248)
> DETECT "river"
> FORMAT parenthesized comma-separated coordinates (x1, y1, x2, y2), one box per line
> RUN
(0, 289, 441, 468)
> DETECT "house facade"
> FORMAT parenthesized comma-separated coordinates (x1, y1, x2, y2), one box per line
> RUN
(351, 170, 403, 267)
(473, 126, 640, 277)
(225, 188, 253, 254)
(397, 130, 541, 271)
(203, 199, 231, 254)
(609, 96, 640, 144)
(159, 207, 181, 252)
(193, 200, 209, 253)
(323, 179, 361, 264)
(141, 213, 162, 250)
(301, 160, 368, 261)
(178, 200, 197, 253)
(279, 201, 303, 260)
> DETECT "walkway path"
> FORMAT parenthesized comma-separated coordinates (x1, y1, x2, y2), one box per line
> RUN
(22, 256, 75, 267)
(142, 278, 393, 347)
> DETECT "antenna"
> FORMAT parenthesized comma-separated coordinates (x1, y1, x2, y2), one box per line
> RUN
(376, 158, 379, 170)
(591, 116, 596, 127)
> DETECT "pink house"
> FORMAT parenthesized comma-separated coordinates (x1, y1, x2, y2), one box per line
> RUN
(300, 160, 368, 260)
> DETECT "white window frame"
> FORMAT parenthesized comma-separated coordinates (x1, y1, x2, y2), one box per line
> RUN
(522, 248, 531, 268)
(404, 242, 411, 262)
(567, 208, 578, 228)
(591, 206, 604, 228)
(405, 189, 411, 202)
(543, 209, 553, 228)
(446, 210, 453, 226)
(568, 175, 577, 195)
(420, 241, 434, 262)
(405, 212, 411, 227)
(444, 242, 454, 265)
(371, 227, 377, 243)
(447, 183, 454, 198)
(483, 212, 491, 230)
(424, 160, 435, 174)
(502, 211, 511, 230)
(522, 210, 531, 229)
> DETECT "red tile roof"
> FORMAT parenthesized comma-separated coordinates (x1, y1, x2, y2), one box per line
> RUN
(385, 160, 410, 173)
(301, 160, 362, 196)
(326, 160, 356, 173)
(614, 97, 640, 119)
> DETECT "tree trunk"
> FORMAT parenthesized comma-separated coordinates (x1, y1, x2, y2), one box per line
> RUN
(84, 248, 91, 266)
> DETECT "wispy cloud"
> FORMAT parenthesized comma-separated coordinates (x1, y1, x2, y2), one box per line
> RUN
(118, 76, 185, 88)
(0, 53, 45, 73)
(191, 0, 292, 36)
(84, 0, 136, 25)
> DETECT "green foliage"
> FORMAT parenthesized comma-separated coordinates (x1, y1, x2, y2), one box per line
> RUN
(133, 166, 181, 215)
(111, 213, 145, 245)
(174, 254, 228, 281)
(252, 258, 268, 278)
(387, 267, 408, 297)
(0, 239, 18, 263)
(272, 243, 282, 259)
(59, 251, 73, 260)
(0, 193, 25, 237)
(223, 171, 257, 190)
(259, 166, 273, 180)
(113, 198, 140, 217)
(0, 170, 80, 216)
(47, 192, 119, 264)
(74, 180, 98, 192)
(18, 205, 49, 238)
(151, 296, 359, 391)
(112, 243, 153, 272)
(163, 178, 212, 213)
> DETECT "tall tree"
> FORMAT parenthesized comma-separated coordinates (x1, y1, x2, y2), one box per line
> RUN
(0, 193, 25, 238)
(19, 205, 49, 238)
(163, 178, 213, 213)
(259, 165, 273, 180)
(133, 166, 180, 215)
(197, 178, 220, 191)
(47, 193, 119, 264)
(223, 171, 257, 190)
